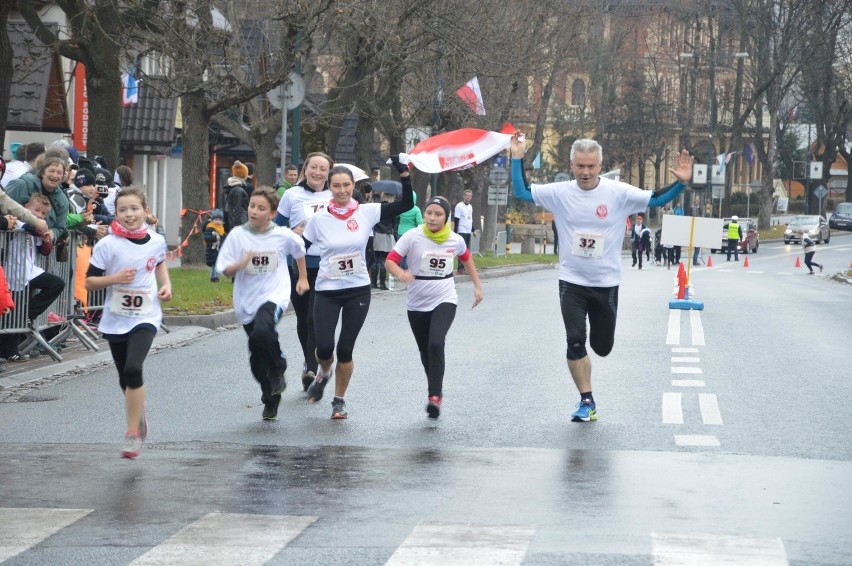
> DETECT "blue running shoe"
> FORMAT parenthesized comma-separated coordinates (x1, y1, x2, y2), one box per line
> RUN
(571, 399, 597, 422)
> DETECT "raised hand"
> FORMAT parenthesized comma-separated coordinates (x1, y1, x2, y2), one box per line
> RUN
(669, 149, 695, 184)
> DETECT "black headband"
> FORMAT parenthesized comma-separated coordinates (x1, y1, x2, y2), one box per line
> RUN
(426, 197, 452, 221)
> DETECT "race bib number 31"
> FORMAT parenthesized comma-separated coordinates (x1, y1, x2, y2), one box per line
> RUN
(328, 252, 362, 279)
(111, 286, 154, 317)
(571, 232, 604, 258)
(245, 252, 278, 275)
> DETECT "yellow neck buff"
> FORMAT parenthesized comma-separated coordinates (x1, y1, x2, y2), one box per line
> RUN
(422, 221, 452, 244)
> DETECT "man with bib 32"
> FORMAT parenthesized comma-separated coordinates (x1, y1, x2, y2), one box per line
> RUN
(511, 136, 694, 422)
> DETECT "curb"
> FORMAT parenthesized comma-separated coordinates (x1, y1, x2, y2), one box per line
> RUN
(164, 310, 238, 329)
(0, 326, 214, 391)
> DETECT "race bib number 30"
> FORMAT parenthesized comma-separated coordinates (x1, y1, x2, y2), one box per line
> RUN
(571, 232, 604, 258)
(420, 251, 454, 277)
(245, 252, 278, 275)
(328, 252, 362, 279)
(111, 286, 154, 318)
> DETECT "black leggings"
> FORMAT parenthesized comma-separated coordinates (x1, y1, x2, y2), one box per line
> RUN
(290, 265, 319, 373)
(558, 280, 618, 360)
(108, 325, 156, 390)
(313, 286, 371, 363)
(243, 302, 286, 404)
(407, 303, 457, 397)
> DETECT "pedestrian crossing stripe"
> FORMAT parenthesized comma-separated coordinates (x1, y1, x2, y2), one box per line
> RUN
(652, 531, 788, 565)
(129, 512, 317, 566)
(385, 521, 535, 565)
(0, 508, 795, 565)
(0, 507, 93, 562)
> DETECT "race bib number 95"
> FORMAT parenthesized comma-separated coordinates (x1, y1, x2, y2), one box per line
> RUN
(420, 251, 454, 277)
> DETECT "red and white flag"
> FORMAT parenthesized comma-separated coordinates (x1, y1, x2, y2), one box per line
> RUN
(396, 124, 518, 174)
(455, 76, 486, 116)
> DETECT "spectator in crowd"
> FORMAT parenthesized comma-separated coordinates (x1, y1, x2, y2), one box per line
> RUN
(105, 165, 133, 215)
(224, 176, 249, 232)
(1, 144, 30, 189)
(276, 164, 299, 196)
(204, 209, 226, 283)
(6, 156, 70, 242)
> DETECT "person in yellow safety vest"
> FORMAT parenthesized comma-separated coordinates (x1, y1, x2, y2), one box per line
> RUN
(725, 215, 743, 262)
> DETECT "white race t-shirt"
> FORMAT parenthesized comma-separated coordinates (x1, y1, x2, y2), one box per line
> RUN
(302, 203, 382, 291)
(454, 202, 473, 233)
(215, 225, 306, 325)
(392, 228, 468, 311)
(277, 186, 332, 257)
(90, 232, 167, 335)
(532, 178, 650, 287)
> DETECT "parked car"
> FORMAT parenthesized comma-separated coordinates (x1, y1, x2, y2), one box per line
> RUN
(711, 217, 759, 254)
(784, 215, 830, 244)
(829, 202, 852, 231)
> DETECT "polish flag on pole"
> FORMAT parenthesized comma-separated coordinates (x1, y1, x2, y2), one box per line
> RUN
(455, 76, 486, 116)
(393, 123, 518, 174)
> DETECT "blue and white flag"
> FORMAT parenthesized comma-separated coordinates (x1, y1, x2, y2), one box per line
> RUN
(122, 65, 138, 107)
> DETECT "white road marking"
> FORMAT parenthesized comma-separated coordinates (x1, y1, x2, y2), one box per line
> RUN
(662, 393, 683, 424)
(746, 270, 765, 274)
(652, 531, 788, 565)
(776, 272, 794, 275)
(671, 367, 703, 374)
(689, 310, 705, 346)
(671, 347, 699, 353)
(385, 522, 535, 566)
(130, 513, 317, 566)
(717, 269, 734, 272)
(699, 394, 723, 425)
(666, 310, 681, 345)
(671, 380, 706, 387)
(0, 508, 93, 562)
(671, 357, 700, 363)
(674, 435, 720, 447)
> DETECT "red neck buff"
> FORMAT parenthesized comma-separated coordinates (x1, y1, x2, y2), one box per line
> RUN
(110, 220, 149, 240)
(327, 198, 359, 220)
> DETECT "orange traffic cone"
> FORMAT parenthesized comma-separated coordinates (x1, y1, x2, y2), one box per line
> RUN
(743, 256, 749, 267)
(849, 258, 852, 269)
(795, 257, 801, 268)
(706, 256, 713, 267)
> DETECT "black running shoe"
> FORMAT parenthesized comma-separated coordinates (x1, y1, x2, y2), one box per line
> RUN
(262, 397, 280, 421)
(426, 395, 441, 419)
(307, 368, 331, 403)
(270, 369, 287, 396)
(331, 397, 348, 419)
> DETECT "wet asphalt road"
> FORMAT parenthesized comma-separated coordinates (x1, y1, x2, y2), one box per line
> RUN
(1, 235, 851, 565)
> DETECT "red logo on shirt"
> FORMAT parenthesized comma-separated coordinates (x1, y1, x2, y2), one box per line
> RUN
(346, 219, 359, 232)
(146, 257, 157, 272)
(596, 205, 609, 219)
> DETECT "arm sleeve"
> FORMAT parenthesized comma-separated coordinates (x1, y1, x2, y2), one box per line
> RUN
(379, 175, 414, 221)
(647, 181, 686, 208)
(414, 207, 422, 226)
(511, 159, 535, 203)
(274, 212, 289, 227)
(286, 230, 307, 259)
(215, 230, 239, 273)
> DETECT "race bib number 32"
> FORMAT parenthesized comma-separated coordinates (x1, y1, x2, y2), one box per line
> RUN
(111, 286, 154, 317)
(571, 232, 604, 258)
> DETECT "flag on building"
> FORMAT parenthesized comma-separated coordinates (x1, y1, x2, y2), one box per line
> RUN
(743, 144, 755, 166)
(122, 65, 139, 106)
(455, 76, 486, 116)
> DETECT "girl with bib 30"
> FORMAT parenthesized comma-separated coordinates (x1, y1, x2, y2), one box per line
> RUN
(302, 157, 413, 419)
(217, 187, 309, 421)
(85, 188, 172, 459)
(385, 195, 483, 419)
